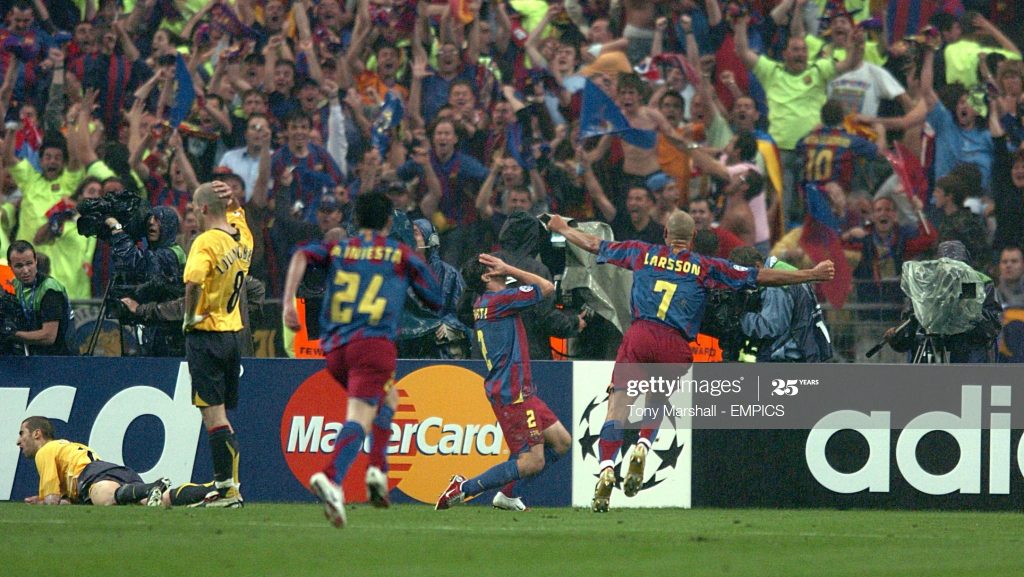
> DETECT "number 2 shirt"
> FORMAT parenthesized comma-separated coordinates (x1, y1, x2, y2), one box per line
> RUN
(301, 231, 442, 353)
(473, 285, 544, 405)
(597, 240, 758, 340)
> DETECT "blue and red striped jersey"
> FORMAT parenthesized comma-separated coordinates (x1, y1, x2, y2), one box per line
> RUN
(796, 126, 879, 191)
(302, 231, 442, 353)
(597, 240, 758, 340)
(473, 284, 544, 405)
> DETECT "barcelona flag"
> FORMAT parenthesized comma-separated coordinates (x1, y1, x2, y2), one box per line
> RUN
(799, 183, 852, 309)
(371, 91, 404, 155)
(210, 2, 260, 40)
(2, 34, 39, 61)
(169, 54, 195, 129)
(579, 79, 654, 148)
(754, 130, 783, 236)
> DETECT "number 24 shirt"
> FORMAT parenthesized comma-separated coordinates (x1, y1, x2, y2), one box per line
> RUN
(301, 231, 442, 353)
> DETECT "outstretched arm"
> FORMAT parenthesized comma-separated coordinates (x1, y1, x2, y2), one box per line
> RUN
(756, 260, 835, 286)
(974, 14, 1020, 56)
(547, 214, 601, 254)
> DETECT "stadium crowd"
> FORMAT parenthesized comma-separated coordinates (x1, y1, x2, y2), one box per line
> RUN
(0, 0, 1022, 362)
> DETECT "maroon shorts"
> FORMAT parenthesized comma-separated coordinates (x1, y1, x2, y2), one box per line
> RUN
(612, 320, 693, 392)
(325, 338, 397, 403)
(493, 395, 559, 455)
(615, 319, 694, 363)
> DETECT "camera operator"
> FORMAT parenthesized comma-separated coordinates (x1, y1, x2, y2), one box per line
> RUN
(104, 205, 186, 356)
(4, 241, 72, 356)
(492, 211, 585, 360)
(731, 247, 833, 363)
(118, 275, 265, 357)
(883, 241, 1001, 363)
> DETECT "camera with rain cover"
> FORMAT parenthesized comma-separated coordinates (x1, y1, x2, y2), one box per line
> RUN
(76, 189, 152, 241)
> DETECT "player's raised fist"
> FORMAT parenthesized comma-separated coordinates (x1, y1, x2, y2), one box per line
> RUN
(812, 260, 835, 281)
(546, 214, 569, 232)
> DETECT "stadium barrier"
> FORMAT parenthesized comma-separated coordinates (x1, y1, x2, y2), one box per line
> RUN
(3, 358, 1022, 509)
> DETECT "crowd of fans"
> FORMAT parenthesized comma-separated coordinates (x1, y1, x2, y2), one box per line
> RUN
(0, 0, 1023, 361)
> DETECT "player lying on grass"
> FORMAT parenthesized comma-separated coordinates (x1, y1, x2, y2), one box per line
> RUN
(546, 212, 834, 511)
(435, 253, 572, 511)
(17, 416, 230, 508)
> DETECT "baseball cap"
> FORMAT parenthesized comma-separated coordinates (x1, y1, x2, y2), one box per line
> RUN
(646, 173, 675, 193)
(318, 194, 342, 212)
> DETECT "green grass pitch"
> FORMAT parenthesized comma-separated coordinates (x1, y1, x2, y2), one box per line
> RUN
(4, 503, 1022, 577)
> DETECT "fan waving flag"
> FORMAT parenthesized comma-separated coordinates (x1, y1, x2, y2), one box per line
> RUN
(169, 54, 195, 129)
(505, 122, 536, 171)
(371, 91, 404, 154)
(579, 79, 632, 139)
(754, 130, 783, 234)
(210, 2, 260, 40)
(799, 183, 852, 309)
(578, 78, 658, 149)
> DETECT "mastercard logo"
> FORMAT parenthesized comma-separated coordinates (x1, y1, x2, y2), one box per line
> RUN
(280, 365, 508, 503)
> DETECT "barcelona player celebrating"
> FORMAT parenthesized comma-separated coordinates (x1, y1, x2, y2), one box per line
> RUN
(435, 253, 572, 511)
(547, 212, 834, 511)
(282, 193, 442, 528)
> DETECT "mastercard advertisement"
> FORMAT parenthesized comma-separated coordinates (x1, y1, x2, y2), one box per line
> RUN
(279, 365, 526, 505)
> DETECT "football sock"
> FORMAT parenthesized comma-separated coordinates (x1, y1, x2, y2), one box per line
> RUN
(208, 426, 239, 486)
(638, 429, 656, 448)
(462, 461, 521, 498)
(169, 482, 217, 507)
(329, 421, 366, 484)
(513, 446, 565, 494)
(369, 404, 395, 472)
(598, 420, 624, 468)
(113, 480, 163, 505)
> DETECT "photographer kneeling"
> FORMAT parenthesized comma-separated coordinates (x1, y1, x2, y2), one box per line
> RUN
(5, 241, 73, 356)
(731, 247, 833, 363)
(105, 206, 186, 356)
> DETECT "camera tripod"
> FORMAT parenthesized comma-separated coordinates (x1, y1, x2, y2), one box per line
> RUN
(911, 334, 949, 364)
(85, 276, 130, 356)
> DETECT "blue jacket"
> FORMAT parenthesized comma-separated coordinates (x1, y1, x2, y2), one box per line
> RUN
(110, 206, 184, 288)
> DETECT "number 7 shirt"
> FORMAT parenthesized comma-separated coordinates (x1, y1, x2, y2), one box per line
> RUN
(301, 231, 442, 353)
(597, 240, 758, 340)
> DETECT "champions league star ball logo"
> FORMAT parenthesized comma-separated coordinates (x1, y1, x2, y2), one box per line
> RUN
(576, 393, 686, 494)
